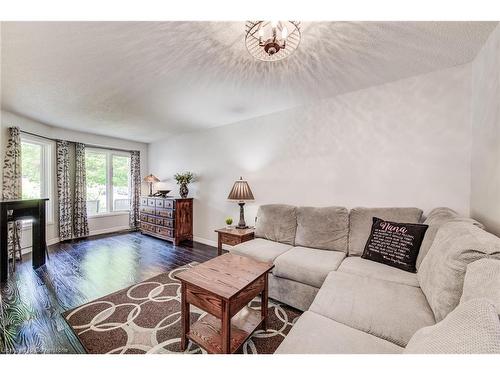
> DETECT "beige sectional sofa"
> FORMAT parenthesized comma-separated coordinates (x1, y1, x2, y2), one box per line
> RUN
(229, 204, 500, 354)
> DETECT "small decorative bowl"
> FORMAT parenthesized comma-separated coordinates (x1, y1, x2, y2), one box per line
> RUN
(157, 190, 171, 197)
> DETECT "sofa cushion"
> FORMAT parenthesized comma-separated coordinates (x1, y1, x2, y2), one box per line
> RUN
(338, 256, 419, 287)
(269, 273, 319, 312)
(460, 258, 500, 314)
(418, 222, 500, 322)
(361, 217, 428, 273)
(273, 246, 346, 288)
(255, 204, 297, 245)
(310, 271, 435, 346)
(423, 207, 459, 222)
(417, 208, 485, 270)
(404, 299, 500, 354)
(348, 207, 423, 256)
(417, 207, 459, 269)
(294, 206, 349, 252)
(275, 311, 403, 354)
(229, 238, 292, 263)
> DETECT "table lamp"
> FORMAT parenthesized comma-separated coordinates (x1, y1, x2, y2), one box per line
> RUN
(144, 174, 160, 196)
(227, 177, 255, 229)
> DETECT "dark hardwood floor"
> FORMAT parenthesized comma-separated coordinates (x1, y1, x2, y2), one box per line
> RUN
(0, 231, 218, 354)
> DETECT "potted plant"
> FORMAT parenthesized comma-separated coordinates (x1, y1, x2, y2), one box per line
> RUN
(174, 171, 195, 198)
(225, 217, 233, 229)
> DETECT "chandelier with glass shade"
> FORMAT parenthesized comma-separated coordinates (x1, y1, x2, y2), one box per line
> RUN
(245, 21, 301, 61)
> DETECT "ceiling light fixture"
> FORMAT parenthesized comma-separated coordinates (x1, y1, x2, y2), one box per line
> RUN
(245, 21, 301, 62)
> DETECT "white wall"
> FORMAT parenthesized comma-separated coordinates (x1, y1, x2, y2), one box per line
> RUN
(149, 65, 473, 245)
(0, 110, 149, 246)
(470, 25, 500, 236)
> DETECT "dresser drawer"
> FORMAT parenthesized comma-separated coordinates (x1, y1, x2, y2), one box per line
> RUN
(147, 215, 156, 224)
(140, 206, 155, 215)
(155, 217, 173, 227)
(157, 226, 174, 238)
(139, 213, 149, 222)
(140, 222, 156, 232)
(147, 198, 156, 207)
(164, 200, 175, 209)
(155, 199, 165, 208)
(156, 208, 174, 218)
(140, 197, 148, 206)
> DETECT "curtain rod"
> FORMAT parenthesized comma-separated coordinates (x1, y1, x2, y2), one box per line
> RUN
(20, 130, 139, 153)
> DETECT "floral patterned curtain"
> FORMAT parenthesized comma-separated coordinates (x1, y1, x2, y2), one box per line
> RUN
(2, 126, 22, 249)
(73, 143, 89, 238)
(2, 127, 22, 200)
(129, 151, 141, 229)
(56, 140, 73, 241)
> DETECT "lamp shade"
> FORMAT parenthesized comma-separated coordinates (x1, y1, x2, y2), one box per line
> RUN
(144, 174, 160, 183)
(227, 177, 254, 201)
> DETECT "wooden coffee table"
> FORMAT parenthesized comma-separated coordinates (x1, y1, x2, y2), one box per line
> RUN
(175, 253, 274, 354)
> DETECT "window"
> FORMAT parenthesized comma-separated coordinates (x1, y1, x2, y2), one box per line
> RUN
(20, 135, 54, 223)
(85, 148, 131, 216)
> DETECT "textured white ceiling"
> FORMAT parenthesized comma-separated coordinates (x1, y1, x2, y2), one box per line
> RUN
(1, 21, 497, 142)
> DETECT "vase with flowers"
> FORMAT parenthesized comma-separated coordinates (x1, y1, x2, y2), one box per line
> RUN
(174, 171, 195, 198)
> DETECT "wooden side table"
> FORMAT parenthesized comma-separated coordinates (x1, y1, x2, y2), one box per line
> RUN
(215, 227, 255, 256)
(176, 253, 274, 354)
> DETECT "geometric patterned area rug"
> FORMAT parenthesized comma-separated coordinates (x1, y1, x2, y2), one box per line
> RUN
(62, 263, 302, 354)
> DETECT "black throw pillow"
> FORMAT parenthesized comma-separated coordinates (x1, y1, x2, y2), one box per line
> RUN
(361, 217, 428, 273)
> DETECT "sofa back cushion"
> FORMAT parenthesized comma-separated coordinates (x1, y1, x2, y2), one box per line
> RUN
(295, 206, 349, 252)
(460, 258, 500, 314)
(418, 222, 500, 322)
(348, 207, 423, 256)
(255, 204, 297, 245)
(404, 298, 500, 354)
(416, 207, 485, 270)
(416, 207, 459, 269)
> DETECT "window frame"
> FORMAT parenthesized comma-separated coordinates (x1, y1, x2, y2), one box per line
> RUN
(20, 134, 55, 224)
(85, 147, 131, 218)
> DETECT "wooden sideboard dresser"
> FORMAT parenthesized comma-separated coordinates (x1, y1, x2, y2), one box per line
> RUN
(139, 196, 193, 245)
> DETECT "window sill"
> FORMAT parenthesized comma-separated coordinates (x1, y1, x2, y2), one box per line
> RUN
(88, 211, 130, 219)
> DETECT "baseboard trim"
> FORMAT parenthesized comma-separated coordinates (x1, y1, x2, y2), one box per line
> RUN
(48, 237, 60, 246)
(21, 248, 32, 255)
(193, 236, 232, 251)
(89, 225, 131, 237)
(193, 236, 217, 247)
(21, 226, 132, 254)
(22, 232, 225, 254)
